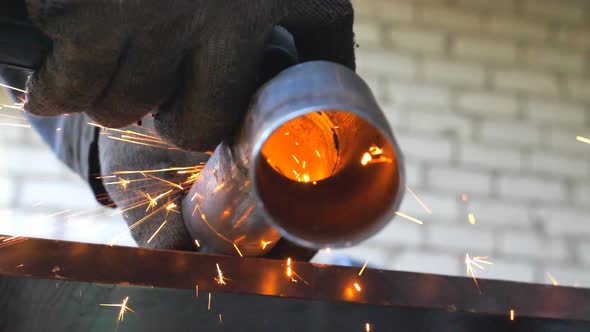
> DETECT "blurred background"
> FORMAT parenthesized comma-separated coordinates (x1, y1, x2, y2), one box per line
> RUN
(0, 0, 589, 287)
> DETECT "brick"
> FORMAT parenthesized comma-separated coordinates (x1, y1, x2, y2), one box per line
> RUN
(525, 99, 586, 127)
(455, 0, 516, 13)
(421, 5, 482, 31)
(574, 184, 590, 207)
(549, 129, 590, 154)
(428, 167, 492, 195)
(456, 91, 519, 117)
(353, 0, 414, 23)
(498, 175, 566, 202)
(0, 147, 70, 177)
(398, 191, 459, 221)
(523, 0, 585, 24)
(357, 49, 417, 79)
(542, 266, 590, 288)
(0, 177, 14, 206)
(388, 27, 446, 54)
(405, 107, 473, 139)
(498, 233, 567, 260)
(354, 19, 381, 47)
(522, 46, 586, 73)
(529, 151, 589, 178)
(453, 37, 517, 63)
(577, 242, 590, 266)
(494, 69, 559, 96)
(388, 82, 452, 107)
(486, 16, 547, 42)
(423, 59, 486, 87)
(426, 224, 495, 252)
(479, 121, 541, 147)
(20, 178, 100, 211)
(536, 207, 590, 236)
(476, 258, 535, 283)
(467, 199, 530, 227)
(567, 78, 590, 102)
(390, 251, 461, 276)
(395, 131, 454, 162)
(459, 143, 522, 171)
(372, 218, 423, 247)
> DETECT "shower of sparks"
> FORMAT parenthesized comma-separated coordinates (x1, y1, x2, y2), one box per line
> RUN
(233, 243, 243, 257)
(468, 213, 476, 225)
(260, 240, 272, 250)
(353, 282, 362, 292)
(510, 309, 515, 321)
(546, 272, 559, 286)
(365, 322, 371, 332)
(358, 260, 369, 276)
(405, 185, 432, 214)
(465, 254, 493, 291)
(576, 136, 590, 144)
(194, 240, 201, 247)
(208, 293, 212, 310)
(215, 263, 227, 285)
(394, 211, 424, 225)
(100, 296, 134, 323)
(0, 82, 27, 93)
(146, 220, 167, 244)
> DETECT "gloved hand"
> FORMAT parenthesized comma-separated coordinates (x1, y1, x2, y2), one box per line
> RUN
(24, 0, 356, 152)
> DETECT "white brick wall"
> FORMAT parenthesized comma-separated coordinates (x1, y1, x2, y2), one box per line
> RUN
(2, 0, 590, 289)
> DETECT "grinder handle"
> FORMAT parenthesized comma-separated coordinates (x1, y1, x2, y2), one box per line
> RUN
(0, 1, 52, 71)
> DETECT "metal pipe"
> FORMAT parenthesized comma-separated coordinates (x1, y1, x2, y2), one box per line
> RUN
(183, 61, 405, 256)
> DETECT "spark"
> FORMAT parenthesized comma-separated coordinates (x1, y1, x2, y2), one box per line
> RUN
(219, 314, 223, 323)
(461, 194, 468, 202)
(394, 211, 424, 225)
(118, 177, 130, 190)
(146, 220, 167, 244)
(113, 166, 200, 175)
(295, 141, 299, 146)
(315, 149, 321, 158)
(0, 123, 30, 128)
(144, 174, 184, 190)
(286, 258, 293, 278)
(107, 136, 175, 149)
(233, 243, 243, 257)
(361, 152, 372, 166)
(576, 136, 590, 144)
(100, 296, 134, 323)
(0, 114, 26, 120)
(2, 235, 20, 243)
(405, 185, 432, 214)
(47, 209, 72, 218)
(260, 240, 272, 250)
(510, 309, 515, 321)
(302, 160, 306, 169)
(366, 322, 371, 332)
(208, 293, 212, 310)
(325, 248, 332, 254)
(353, 282, 362, 292)
(292, 155, 300, 164)
(165, 202, 178, 213)
(465, 254, 493, 290)
(285, 132, 290, 136)
(546, 272, 559, 286)
(215, 263, 227, 285)
(468, 213, 476, 225)
(301, 173, 311, 182)
(0, 82, 27, 93)
(195, 285, 199, 298)
(358, 260, 369, 276)
(1, 104, 24, 110)
(32, 201, 43, 207)
(194, 240, 201, 247)
(56, 128, 61, 132)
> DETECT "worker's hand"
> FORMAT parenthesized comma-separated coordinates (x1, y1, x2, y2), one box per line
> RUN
(97, 118, 209, 250)
(24, 0, 355, 152)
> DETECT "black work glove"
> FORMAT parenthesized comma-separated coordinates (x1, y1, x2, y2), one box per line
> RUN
(24, 0, 356, 152)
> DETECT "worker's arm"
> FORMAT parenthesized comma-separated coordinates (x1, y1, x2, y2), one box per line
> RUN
(2, 0, 355, 259)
